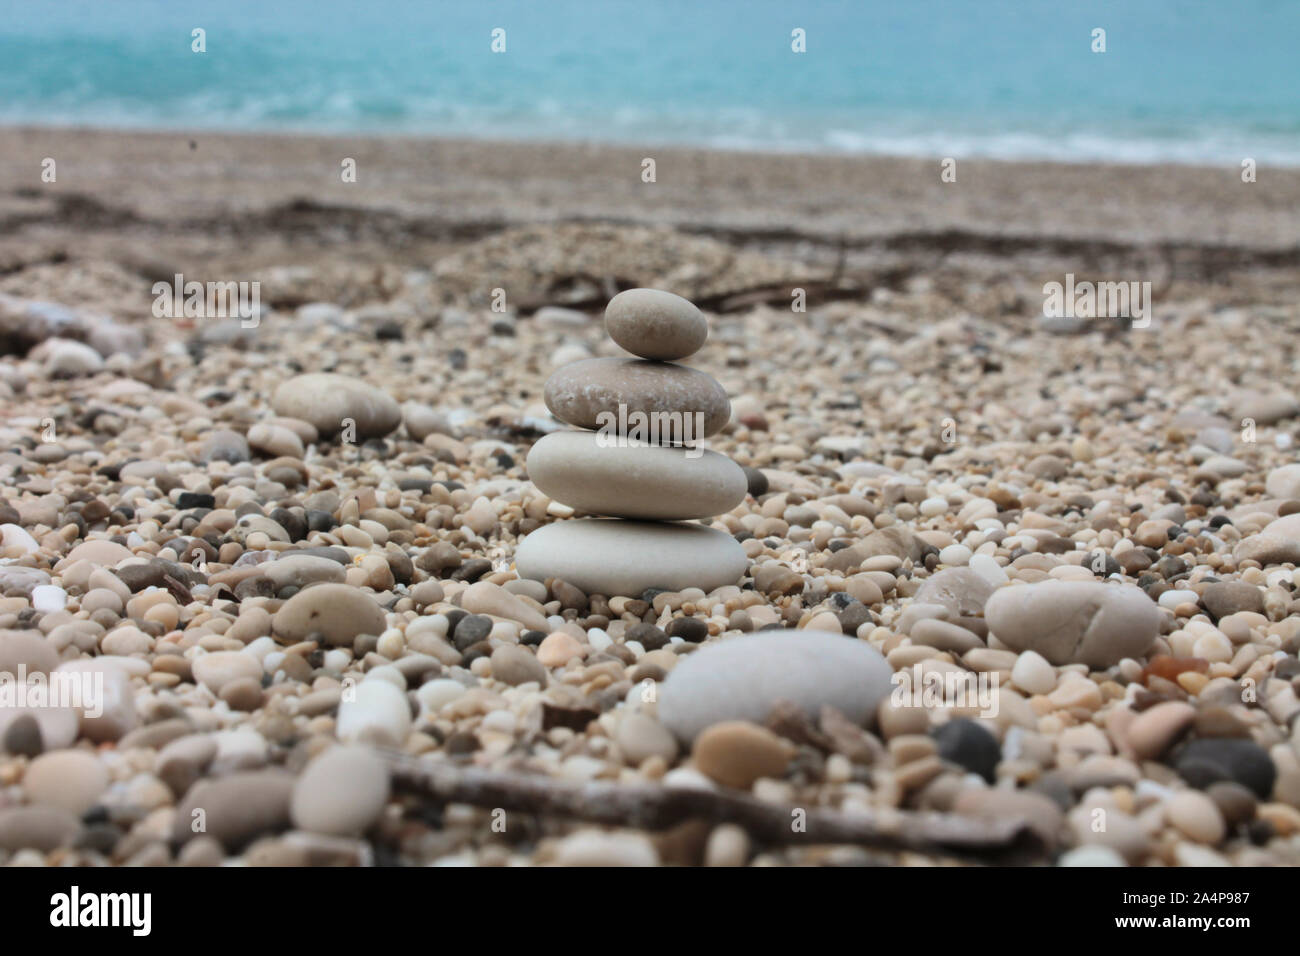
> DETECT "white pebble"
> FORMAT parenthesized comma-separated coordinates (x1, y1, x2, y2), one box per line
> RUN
(969, 554, 1009, 587)
(31, 585, 67, 613)
(919, 496, 948, 517)
(416, 679, 466, 714)
(1011, 650, 1056, 695)
(938, 544, 971, 566)
(1158, 589, 1198, 609)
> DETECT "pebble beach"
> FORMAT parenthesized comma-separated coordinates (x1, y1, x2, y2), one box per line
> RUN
(2, 127, 1300, 868)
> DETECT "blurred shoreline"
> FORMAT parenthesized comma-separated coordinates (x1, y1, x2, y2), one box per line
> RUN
(3, 124, 1299, 320)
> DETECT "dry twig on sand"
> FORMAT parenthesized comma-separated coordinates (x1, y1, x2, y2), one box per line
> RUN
(382, 752, 1047, 863)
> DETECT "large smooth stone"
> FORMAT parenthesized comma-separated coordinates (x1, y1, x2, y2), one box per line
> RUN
(657, 631, 893, 742)
(515, 519, 747, 596)
(171, 769, 294, 849)
(272, 584, 387, 646)
(270, 373, 400, 439)
(543, 358, 730, 441)
(914, 567, 996, 617)
(526, 431, 746, 520)
(604, 288, 708, 360)
(983, 581, 1160, 667)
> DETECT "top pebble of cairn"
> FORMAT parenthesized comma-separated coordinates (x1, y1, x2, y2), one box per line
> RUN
(604, 288, 708, 360)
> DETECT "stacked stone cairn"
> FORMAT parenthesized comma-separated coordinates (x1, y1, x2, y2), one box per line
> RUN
(517, 289, 749, 596)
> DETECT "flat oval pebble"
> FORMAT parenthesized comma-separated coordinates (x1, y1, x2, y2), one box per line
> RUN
(192, 651, 262, 695)
(290, 745, 391, 837)
(22, 750, 109, 816)
(272, 583, 387, 646)
(526, 430, 746, 520)
(983, 581, 1160, 667)
(516, 518, 747, 596)
(543, 357, 730, 440)
(604, 288, 708, 360)
(657, 631, 893, 742)
(270, 373, 400, 439)
(171, 769, 294, 850)
(692, 721, 794, 789)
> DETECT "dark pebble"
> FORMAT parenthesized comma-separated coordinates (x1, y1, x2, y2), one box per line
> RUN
(2, 713, 43, 757)
(932, 719, 1001, 783)
(452, 614, 493, 651)
(449, 559, 492, 583)
(742, 466, 768, 497)
(270, 508, 307, 542)
(1086, 551, 1121, 577)
(665, 617, 708, 642)
(625, 622, 669, 651)
(177, 491, 215, 510)
(837, 602, 875, 635)
(306, 510, 337, 533)
(1174, 738, 1277, 798)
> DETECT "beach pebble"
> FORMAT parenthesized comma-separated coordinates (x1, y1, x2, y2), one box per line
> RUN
(604, 288, 708, 360)
(516, 518, 747, 596)
(536, 632, 585, 667)
(22, 750, 109, 816)
(192, 651, 262, 695)
(553, 830, 659, 867)
(271, 373, 401, 439)
(30, 584, 67, 613)
(1201, 581, 1264, 618)
(692, 720, 793, 789)
(56, 660, 137, 741)
(265, 554, 347, 590)
(200, 429, 250, 464)
(1057, 846, 1127, 867)
(42, 338, 103, 377)
(489, 644, 547, 687)
(932, 719, 1000, 782)
(1175, 739, 1276, 798)
(1010, 650, 1055, 695)
(0, 805, 80, 851)
(913, 567, 995, 617)
(1165, 791, 1226, 845)
(247, 422, 304, 459)
(272, 583, 387, 646)
(616, 713, 679, 765)
(526, 430, 746, 520)
(658, 631, 892, 741)
(543, 357, 730, 440)
(336, 679, 411, 746)
(983, 581, 1160, 667)
(290, 745, 391, 837)
(172, 769, 294, 849)
(1126, 702, 1195, 760)
(704, 823, 750, 866)
(1265, 463, 1300, 500)
(460, 580, 550, 632)
(0, 630, 60, 676)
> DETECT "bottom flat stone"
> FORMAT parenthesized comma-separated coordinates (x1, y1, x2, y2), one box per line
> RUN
(514, 518, 748, 596)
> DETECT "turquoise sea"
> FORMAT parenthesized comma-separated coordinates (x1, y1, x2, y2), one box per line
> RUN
(2, 0, 1299, 164)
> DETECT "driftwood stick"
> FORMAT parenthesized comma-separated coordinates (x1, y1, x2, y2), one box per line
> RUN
(382, 752, 1045, 862)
